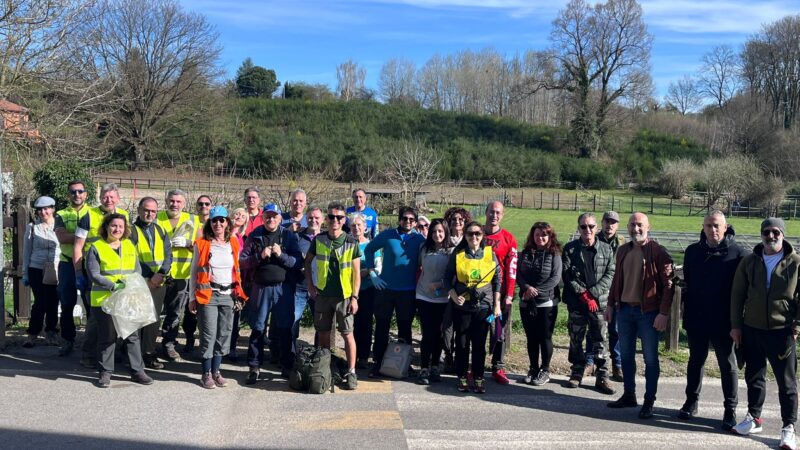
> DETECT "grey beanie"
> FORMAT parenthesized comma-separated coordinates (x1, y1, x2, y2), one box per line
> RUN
(761, 217, 786, 235)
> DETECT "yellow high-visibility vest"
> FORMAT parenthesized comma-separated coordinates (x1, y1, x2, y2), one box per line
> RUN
(90, 239, 137, 307)
(312, 234, 357, 299)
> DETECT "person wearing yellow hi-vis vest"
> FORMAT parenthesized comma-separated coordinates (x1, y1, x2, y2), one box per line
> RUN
(130, 197, 172, 369)
(304, 202, 361, 390)
(156, 188, 199, 360)
(54, 180, 90, 356)
(72, 183, 130, 369)
(85, 212, 153, 388)
(443, 221, 502, 395)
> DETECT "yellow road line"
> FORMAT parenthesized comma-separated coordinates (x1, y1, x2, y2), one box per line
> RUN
(296, 410, 403, 430)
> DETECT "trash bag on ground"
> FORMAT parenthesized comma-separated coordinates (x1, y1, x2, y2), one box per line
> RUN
(101, 273, 157, 339)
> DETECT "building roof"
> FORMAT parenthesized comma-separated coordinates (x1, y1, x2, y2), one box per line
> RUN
(0, 99, 28, 113)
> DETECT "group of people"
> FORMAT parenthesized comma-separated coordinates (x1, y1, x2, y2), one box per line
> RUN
(19, 182, 800, 449)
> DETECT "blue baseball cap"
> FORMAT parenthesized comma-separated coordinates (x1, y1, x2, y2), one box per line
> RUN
(209, 205, 228, 219)
(262, 203, 281, 215)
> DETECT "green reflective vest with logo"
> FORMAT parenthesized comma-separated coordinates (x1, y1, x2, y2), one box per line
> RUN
(312, 234, 357, 299)
(90, 239, 137, 307)
(134, 223, 166, 275)
(156, 211, 196, 280)
(84, 207, 129, 251)
(56, 205, 90, 262)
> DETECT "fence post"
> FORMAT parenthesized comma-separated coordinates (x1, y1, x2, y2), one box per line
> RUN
(669, 198, 673, 216)
(794, 199, 797, 220)
(688, 196, 693, 215)
(520, 190, 524, 208)
(666, 285, 682, 350)
(574, 193, 578, 211)
(14, 207, 31, 319)
(650, 196, 654, 214)
(557, 192, 560, 210)
(630, 196, 634, 213)
(593, 194, 596, 211)
(539, 191, 543, 209)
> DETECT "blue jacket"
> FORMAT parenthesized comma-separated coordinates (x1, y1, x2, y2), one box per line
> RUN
(364, 228, 424, 291)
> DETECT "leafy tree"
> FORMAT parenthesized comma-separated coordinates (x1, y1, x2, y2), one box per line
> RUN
(33, 160, 95, 210)
(283, 82, 334, 101)
(235, 58, 280, 98)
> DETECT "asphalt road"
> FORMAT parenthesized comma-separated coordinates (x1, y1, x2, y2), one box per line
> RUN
(0, 343, 789, 449)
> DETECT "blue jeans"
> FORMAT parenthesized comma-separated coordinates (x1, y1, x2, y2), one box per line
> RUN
(246, 283, 283, 368)
(586, 313, 621, 368)
(617, 304, 660, 402)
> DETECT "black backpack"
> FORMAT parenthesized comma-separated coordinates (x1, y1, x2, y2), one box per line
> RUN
(289, 346, 333, 394)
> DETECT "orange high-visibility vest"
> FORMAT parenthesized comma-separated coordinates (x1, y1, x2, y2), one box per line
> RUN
(194, 238, 248, 305)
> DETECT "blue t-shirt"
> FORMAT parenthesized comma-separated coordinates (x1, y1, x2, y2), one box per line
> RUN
(345, 205, 379, 239)
(281, 212, 308, 229)
(364, 228, 424, 291)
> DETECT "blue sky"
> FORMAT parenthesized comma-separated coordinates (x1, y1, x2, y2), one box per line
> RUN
(180, 0, 800, 98)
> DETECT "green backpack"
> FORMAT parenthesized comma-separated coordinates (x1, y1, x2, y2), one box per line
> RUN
(289, 346, 333, 394)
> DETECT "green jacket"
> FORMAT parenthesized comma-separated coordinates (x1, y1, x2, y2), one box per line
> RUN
(598, 232, 625, 254)
(731, 241, 800, 330)
(562, 238, 615, 310)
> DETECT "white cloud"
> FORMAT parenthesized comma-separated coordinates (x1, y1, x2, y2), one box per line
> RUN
(641, 0, 796, 34)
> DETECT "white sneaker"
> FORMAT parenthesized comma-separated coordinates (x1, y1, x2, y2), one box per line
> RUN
(781, 424, 797, 450)
(732, 412, 763, 436)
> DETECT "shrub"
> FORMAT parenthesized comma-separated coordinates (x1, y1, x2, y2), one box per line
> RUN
(659, 159, 698, 198)
(32, 161, 96, 210)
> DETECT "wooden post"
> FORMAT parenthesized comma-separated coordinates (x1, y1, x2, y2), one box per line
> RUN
(14, 207, 31, 319)
(556, 192, 560, 210)
(611, 194, 615, 212)
(688, 196, 693, 215)
(593, 194, 596, 211)
(574, 193, 578, 211)
(794, 199, 797, 220)
(540, 191, 543, 209)
(650, 196, 654, 214)
(666, 285, 682, 350)
(630, 196, 634, 213)
(520, 190, 524, 208)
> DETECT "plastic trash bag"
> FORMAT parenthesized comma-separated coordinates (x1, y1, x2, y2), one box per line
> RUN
(101, 273, 157, 339)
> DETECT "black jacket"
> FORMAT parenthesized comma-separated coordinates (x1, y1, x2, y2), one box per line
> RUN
(682, 226, 750, 334)
(516, 248, 562, 306)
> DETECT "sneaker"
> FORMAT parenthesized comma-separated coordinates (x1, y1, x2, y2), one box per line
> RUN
(246, 369, 259, 385)
(533, 370, 550, 386)
(131, 371, 154, 385)
(722, 409, 737, 431)
(163, 345, 180, 361)
(97, 371, 112, 388)
(22, 335, 35, 348)
(781, 424, 797, 450)
(678, 401, 698, 420)
(611, 366, 624, 382)
(639, 400, 654, 419)
(523, 369, 536, 385)
(212, 371, 228, 387)
(567, 376, 581, 389)
(201, 372, 216, 389)
(596, 378, 616, 395)
(457, 377, 470, 392)
(58, 341, 74, 357)
(492, 368, 510, 385)
(417, 368, 430, 385)
(733, 412, 763, 436)
(474, 377, 486, 394)
(607, 392, 638, 408)
(344, 371, 358, 390)
(145, 358, 164, 370)
(45, 331, 59, 346)
(429, 366, 442, 383)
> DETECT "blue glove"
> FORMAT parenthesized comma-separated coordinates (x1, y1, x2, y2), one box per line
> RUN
(76, 275, 89, 291)
(22, 278, 29, 287)
(370, 271, 388, 290)
(486, 314, 495, 324)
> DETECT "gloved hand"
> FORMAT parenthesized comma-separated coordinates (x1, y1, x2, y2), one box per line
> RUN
(370, 271, 387, 290)
(486, 313, 495, 324)
(22, 278, 29, 287)
(76, 275, 90, 291)
(580, 290, 599, 313)
(233, 298, 245, 312)
(170, 236, 187, 248)
(113, 280, 126, 291)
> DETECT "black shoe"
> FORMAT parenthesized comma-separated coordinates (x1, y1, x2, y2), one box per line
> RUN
(58, 341, 74, 357)
(97, 371, 112, 388)
(246, 369, 259, 385)
(722, 409, 737, 431)
(678, 401, 698, 420)
(607, 392, 638, 408)
(131, 371, 154, 385)
(639, 400, 655, 419)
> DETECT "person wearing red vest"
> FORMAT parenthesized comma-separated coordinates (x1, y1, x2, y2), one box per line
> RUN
(188, 206, 248, 389)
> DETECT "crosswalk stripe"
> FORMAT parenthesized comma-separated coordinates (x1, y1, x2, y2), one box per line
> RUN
(296, 411, 403, 430)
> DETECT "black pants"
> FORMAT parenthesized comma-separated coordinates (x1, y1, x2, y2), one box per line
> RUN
(26, 267, 59, 336)
(685, 327, 738, 410)
(521, 305, 555, 372)
(94, 307, 144, 374)
(140, 283, 166, 361)
(161, 278, 188, 349)
(453, 307, 490, 378)
(353, 287, 376, 360)
(372, 289, 415, 370)
(182, 298, 198, 345)
(743, 325, 798, 426)
(417, 300, 447, 369)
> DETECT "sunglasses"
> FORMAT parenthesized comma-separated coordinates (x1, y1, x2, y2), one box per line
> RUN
(579, 224, 596, 230)
(400, 216, 416, 223)
(466, 231, 483, 237)
(211, 217, 227, 224)
(417, 223, 429, 229)
(69, 189, 86, 195)
(197, 202, 211, 207)
(762, 229, 782, 237)
(327, 214, 346, 221)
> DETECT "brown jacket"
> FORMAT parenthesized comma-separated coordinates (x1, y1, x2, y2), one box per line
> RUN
(608, 240, 675, 315)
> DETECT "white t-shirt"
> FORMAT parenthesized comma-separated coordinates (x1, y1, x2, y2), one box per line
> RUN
(209, 241, 233, 289)
(763, 252, 783, 289)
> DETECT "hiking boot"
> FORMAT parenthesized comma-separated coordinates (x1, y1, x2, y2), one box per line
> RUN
(722, 409, 737, 431)
(596, 378, 616, 395)
(131, 371, 154, 385)
(212, 371, 228, 387)
(607, 392, 638, 408)
(417, 368, 430, 385)
(732, 412, 763, 436)
(457, 377, 470, 392)
(97, 371, 112, 388)
(523, 369, 537, 385)
(145, 358, 164, 370)
(781, 424, 797, 450)
(22, 335, 35, 348)
(80, 356, 97, 369)
(429, 366, 442, 382)
(611, 366, 624, 382)
(246, 369, 259, 385)
(58, 341, 74, 357)
(639, 400, 655, 419)
(45, 331, 59, 346)
(492, 368, 510, 385)
(533, 370, 550, 386)
(163, 345, 180, 361)
(678, 401, 698, 420)
(344, 371, 358, 390)
(201, 372, 216, 389)
(473, 377, 486, 394)
(584, 363, 596, 377)
(567, 376, 581, 389)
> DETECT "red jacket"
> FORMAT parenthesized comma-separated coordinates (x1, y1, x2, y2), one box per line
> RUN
(484, 228, 518, 299)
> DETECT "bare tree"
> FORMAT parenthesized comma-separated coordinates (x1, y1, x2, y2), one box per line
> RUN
(382, 138, 441, 204)
(336, 59, 366, 101)
(379, 57, 416, 105)
(697, 45, 739, 111)
(665, 75, 702, 115)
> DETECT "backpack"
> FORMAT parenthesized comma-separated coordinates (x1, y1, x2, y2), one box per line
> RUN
(379, 339, 413, 379)
(289, 346, 332, 394)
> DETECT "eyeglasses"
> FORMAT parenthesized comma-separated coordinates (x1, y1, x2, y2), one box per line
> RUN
(327, 214, 346, 221)
(417, 224, 429, 229)
(69, 189, 86, 195)
(211, 217, 227, 224)
(197, 202, 211, 207)
(762, 229, 782, 237)
(466, 231, 483, 237)
(400, 216, 416, 223)
(579, 224, 596, 230)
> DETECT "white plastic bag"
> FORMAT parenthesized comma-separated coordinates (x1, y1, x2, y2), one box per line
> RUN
(101, 273, 157, 339)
